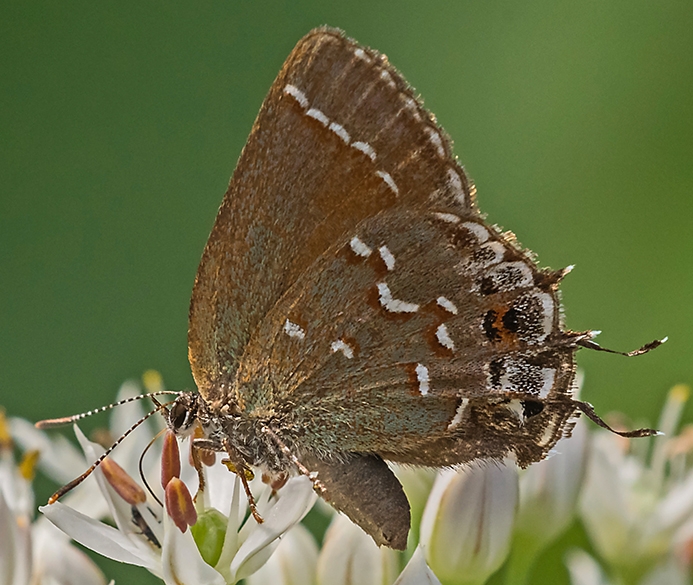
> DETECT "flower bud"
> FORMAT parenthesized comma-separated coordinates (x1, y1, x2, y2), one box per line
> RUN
(420, 460, 518, 585)
(394, 546, 442, 585)
(515, 419, 589, 551)
(317, 513, 399, 585)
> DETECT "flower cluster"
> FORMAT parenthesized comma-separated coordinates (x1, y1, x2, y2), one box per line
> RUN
(567, 384, 693, 585)
(13, 380, 317, 585)
(0, 408, 108, 585)
(4, 379, 693, 585)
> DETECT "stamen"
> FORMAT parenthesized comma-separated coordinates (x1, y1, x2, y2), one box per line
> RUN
(165, 477, 197, 532)
(161, 430, 181, 489)
(19, 450, 40, 481)
(101, 457, 147, 505)
(0, 409, 12, 451)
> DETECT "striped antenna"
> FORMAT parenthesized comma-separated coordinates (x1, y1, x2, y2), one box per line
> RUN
(46, 399, 176, 504)
(35, 391, 182, 429)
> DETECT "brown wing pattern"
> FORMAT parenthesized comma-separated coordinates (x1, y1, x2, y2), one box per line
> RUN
(188, 28, 477, 400)
(235, 205, 578, 466)
(189, 27, 581, 468)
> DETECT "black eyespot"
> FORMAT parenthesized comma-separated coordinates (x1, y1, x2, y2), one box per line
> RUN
(483, 310, 500, 341)
(502, 307, 519, 333)
(478, 277, 498, 296)
(170, 402, 189, 431)
(522, 400, 544, 418)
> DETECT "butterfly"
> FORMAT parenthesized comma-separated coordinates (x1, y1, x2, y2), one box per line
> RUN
(40, 27, 661, 550)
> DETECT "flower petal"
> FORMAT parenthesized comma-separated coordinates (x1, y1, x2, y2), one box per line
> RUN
(229, 476, 317, 582)
(245, 524, 319, 585)
(40, 502, 160, 573)
(161, 510, 225, 585)
(316, 513, 399, 585)
(0, 487, 32, 585)
(109, 381, 160, 472)
(394, 546, 442, 585)
(579, 433, 636, 564)
(564, 549, 611, 585)
(9, 417, 86, 484)
(420, 461, 518, 585)
(32, 519, 107, 585)
(515, 419, 589, 552)
(203, 453, 243, 516)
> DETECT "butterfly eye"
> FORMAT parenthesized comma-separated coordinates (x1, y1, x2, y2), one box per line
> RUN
(170, 402, 191, 431)
(521, 400, 544, 418)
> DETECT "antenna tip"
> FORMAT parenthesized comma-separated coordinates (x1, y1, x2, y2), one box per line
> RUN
(35, 417, 73, 429)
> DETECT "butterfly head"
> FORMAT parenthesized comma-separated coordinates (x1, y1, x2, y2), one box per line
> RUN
(167, 392, 206, 437)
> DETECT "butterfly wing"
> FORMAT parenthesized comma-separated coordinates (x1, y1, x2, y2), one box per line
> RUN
(188, 27, 474, 401)
(188, 27, 583, 550)
(236, 203, 579, 467)
(190, 27, 581, 471)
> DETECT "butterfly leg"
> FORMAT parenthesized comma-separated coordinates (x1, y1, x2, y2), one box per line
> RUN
(260, 426, 327, 496)
(189, 440, 208, 495)
(191, 436, 227, 497)
(221, 437, 264, 524)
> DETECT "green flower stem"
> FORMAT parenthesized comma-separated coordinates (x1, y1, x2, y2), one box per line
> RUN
(503, 535, 541, 585)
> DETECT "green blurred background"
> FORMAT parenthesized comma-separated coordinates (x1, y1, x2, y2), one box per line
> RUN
(1, 1, 691, 583)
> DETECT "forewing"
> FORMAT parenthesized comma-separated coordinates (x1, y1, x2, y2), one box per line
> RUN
(188, 28, 475, 399)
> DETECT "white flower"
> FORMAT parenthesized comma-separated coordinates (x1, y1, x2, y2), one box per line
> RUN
(0, 410, 107, 585)
(420, 460, 518, 585)
(579, 384, 693, 582)
(245, 523, 319, 585)
(392, 465, 436, 544)
(565, 549, 613, 585)
(566, 548, 690, 585)
(36, 393, 316, 584)
(506, 418, 589, 582)
(10, 379, 164, 520)
(316, 513, 400, 585)
(393, 546, 441, 585)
